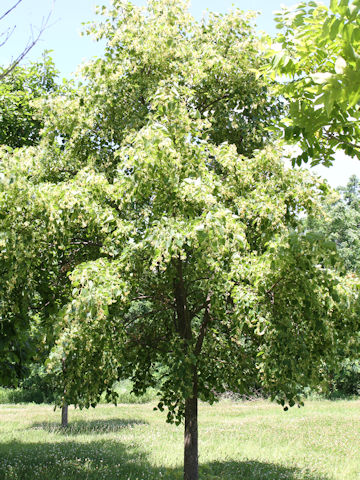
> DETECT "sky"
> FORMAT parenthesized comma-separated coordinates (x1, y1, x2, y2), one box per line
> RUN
(1, 0, 358, 188)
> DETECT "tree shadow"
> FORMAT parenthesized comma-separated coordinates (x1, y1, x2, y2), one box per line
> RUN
(200, 460, 330, 480)
(30, 417, 147, 435)
(0, 439, 333, 480)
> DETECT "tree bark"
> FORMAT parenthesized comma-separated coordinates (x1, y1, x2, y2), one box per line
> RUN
(61, 403, 68, 427)
(173, 259, 199, 480)
(184, 395, 198, 480)
(61, 355, 68, 427)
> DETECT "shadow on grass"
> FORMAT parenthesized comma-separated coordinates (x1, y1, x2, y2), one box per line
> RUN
(0, 439, 331, 480)
(200, 460, 330, 480)
(30, 417, 147, 435)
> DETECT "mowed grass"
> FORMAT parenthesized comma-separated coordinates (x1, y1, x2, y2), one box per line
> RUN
(0, 399, 359, 480)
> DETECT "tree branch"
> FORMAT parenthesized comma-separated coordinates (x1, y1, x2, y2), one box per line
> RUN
(194, 293, 212, 356)
(0, 2, 54, 80)
(0, 0, 23, 22)
(0, 27, 15, 48)
(323, 131, 360, 152)
(199, 93, 231, 114)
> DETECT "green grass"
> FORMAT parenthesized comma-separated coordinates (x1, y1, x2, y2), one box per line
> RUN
(0, 399, 359, 479)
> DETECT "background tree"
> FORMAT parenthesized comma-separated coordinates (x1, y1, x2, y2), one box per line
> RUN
(267, 0, 360, 166)
(306, 175, 360, 395)
(307, 175, 360, 273)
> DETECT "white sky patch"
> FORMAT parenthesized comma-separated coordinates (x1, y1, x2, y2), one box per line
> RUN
(283, 144, 359, 189)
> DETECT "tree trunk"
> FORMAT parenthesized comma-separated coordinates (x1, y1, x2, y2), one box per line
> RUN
(184, 396, 198, 480)
(173, 259, 199, 480)
(61, 403, 68, 428)
(61, 356, 68, 427)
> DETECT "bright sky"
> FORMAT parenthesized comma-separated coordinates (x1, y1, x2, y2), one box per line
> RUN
(1, 0, 358, 188)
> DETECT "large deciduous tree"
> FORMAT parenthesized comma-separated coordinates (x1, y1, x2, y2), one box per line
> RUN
(267, 0, 360, 166)
(1, 1, 359, 479)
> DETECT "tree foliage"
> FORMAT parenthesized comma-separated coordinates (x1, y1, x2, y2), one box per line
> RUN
(268, 0, 360, 166)
(305, 175, 360, 395)
(1, 1, 359, 478)
(0, 54, 58, 148)
(307, 175, 360, 273)
(0, 54, 59, 385)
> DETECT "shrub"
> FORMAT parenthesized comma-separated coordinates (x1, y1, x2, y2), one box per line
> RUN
(332, 359, 360, 396)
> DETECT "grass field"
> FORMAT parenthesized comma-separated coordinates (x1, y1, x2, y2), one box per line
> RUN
(0, 399, 359, 480)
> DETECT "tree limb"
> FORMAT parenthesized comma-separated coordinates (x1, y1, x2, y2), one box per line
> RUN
(0, 0, 23, 22)
(199, 93, 231, 114)
(323, 131, 360, 153)
(0, 2, 54, 80)
(194, 293, 212, 356)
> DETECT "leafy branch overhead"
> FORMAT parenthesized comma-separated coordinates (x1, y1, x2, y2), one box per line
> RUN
(267, 0, 360, 166)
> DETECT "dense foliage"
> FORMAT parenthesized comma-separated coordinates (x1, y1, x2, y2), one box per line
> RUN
(306, 175, 360, 396)
(307, 175, 360, 273)
(0, 54, 59, 385)
(268, 0, 360, 166)
(0, 1, 359, 478)
(0, 54, 58, 148)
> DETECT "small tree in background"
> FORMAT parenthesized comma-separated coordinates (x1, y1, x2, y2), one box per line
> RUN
(312, 175, 360, 273)
(306, 175, 360, 395)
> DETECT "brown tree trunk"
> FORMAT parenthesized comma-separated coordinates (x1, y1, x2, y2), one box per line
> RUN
(61, 403, 68, 428)
(173, 259, 200, 480)
(61, 356, 68, 427)
(184, 395, 198, 480)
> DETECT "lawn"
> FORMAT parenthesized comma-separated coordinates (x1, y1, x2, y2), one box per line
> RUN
(0, 399, 359, 480)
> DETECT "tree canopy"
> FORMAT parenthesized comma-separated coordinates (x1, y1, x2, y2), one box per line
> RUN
(1, 1, 359, 479)
(268, 0, 360, 166)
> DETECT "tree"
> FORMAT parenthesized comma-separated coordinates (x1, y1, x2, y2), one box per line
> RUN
(0, 54, 59, 386)
(307, 175, 360, 273)
(267, 0, 360, 166)
(305, 175, 360, 394)
(52, 106, 359, 479)
(1, 1, 359, 479)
